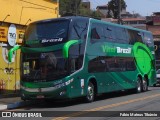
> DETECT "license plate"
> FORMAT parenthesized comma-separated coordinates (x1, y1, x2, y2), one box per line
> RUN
(37, 95, 44, 99)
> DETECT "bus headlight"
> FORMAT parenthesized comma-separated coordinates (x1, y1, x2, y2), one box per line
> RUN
(20, 85, 25, 90)
(60, 91, 66, 96)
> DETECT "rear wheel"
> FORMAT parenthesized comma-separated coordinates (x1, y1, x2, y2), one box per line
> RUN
(85, 82, 94, 102)
(142, 77, 148, 92)
(153, 84, 156, 87)
(45, 99, 54, 103)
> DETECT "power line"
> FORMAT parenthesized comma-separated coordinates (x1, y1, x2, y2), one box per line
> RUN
(146, 0, 160, 3)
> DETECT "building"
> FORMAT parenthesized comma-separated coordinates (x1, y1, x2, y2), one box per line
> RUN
(146, 12, 160, 69)
(82, 0, 91, 9)
(146, 12, 160, 41)
(97, 3, 146, 30)
(96, 5, 108, 18)
(102, 17, 146, 30)
(0, 0, 58, 94)
(96, 4, 128, 18)
(122, 17, 146, 29)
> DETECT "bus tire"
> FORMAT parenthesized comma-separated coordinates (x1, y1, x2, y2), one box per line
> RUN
(142, 77, 148, 92)
(153, 84, 156, 87)
(85, 82, 94, 102)
(136, 77, 142, 93)
(21, 96, 27, 101)
(45, 99, 54, 103)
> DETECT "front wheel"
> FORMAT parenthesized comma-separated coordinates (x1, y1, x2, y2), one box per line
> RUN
(136, 77, 142, 93)
(85, 82, 94, 102)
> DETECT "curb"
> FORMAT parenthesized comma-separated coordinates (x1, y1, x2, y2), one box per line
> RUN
(0, 105, 7, 110)
(0, 92, 20, 99)
(0, 100, 36, 110)
(7, 100, 34, 110)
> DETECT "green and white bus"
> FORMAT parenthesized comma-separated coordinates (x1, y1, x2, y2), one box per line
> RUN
(9, 16, 156, 102)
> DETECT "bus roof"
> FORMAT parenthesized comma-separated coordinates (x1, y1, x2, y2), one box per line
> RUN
(30, 16, 90, 24)
(29, 16, 151, 34)
(90, 18, 151, 34)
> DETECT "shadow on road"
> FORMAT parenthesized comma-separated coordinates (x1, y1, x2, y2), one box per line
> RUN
(20, 88, 154, 110)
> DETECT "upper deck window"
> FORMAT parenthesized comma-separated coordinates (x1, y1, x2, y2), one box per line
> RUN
(70, 20, 88, 41)
(24, 20, 70, 47)
(144, 33, 154, 47)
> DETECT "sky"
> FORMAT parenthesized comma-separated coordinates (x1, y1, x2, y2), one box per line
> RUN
(89, 0, 160, 16)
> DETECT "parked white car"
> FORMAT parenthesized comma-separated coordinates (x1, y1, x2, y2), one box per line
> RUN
(154, 69, 160, 86)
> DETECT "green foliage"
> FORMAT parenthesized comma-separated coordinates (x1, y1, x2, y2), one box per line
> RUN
(91, 11, 102, 19)
(59, 0, 81, 16)
(107, 0, 126, 19)
(59, 0, 102, 19)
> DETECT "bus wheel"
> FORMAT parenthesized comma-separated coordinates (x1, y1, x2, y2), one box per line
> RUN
(153, 84, 156, 87)
(136, 77, 142, 93)
(86, 82, 94, 102)
(142, 77, 148, 92)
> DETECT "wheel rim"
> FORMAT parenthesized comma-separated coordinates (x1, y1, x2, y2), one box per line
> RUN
(87, 83, 94, 101)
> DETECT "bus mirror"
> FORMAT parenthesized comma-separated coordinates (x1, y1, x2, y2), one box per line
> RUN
(8, 45, 21, 62)
(63, 40, 79, 58)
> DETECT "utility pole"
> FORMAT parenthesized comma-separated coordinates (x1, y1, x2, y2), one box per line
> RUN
(57, 0, 59, 18)
(118, 0, 122, 24)
(75, 0, 78, 16)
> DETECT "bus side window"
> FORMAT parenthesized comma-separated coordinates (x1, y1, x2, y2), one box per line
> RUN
(125, 58, 136, 71)
(90, 23, 104, 43)
(127, 30, 143, 44)
(88, 56, 106, 73)
(91, 28, 100, 39)
(70, 21, 88, 41)
(103, 25, 115, 42)
(136, 32, 143, 43)
(127, 30, 136, 44)
(69, 20, 88, 72)
(144, 33, 154, 47)
(115, 27, 129, 44)
(69, 44, 84, 73)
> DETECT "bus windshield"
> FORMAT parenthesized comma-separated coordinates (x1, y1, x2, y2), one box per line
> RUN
(22, 51, 68, 82)
(24, 20, 70, 47)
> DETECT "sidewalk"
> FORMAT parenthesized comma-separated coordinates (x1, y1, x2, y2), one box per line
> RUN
(0, 94, 34, 110)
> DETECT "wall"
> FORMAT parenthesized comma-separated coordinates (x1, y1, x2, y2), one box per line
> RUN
(0, 0, 58, 94)
(0, 0, 58, 25)
(0, 43, 20, 94)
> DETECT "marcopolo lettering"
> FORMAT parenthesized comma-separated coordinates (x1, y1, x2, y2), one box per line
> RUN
(41, 38, 63, 43)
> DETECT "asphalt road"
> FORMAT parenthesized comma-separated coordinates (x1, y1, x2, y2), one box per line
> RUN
(2, 86, 160, 120)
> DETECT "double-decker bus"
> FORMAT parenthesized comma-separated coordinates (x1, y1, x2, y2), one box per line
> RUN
(9, 16, 156, 102)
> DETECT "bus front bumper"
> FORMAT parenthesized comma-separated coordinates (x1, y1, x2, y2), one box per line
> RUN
(20, 85, 69, 100)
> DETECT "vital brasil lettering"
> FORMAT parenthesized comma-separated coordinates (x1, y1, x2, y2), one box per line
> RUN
(102, 45, 132, 54)
(117, 47, 131, 54)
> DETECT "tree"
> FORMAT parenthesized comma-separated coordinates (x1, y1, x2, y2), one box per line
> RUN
(79, 7, 102, 19)
(91, 11, 102, 19)
(107, 0, 126, 19)
(59, 0, 102, 19)
(59, 0, 81, 16)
